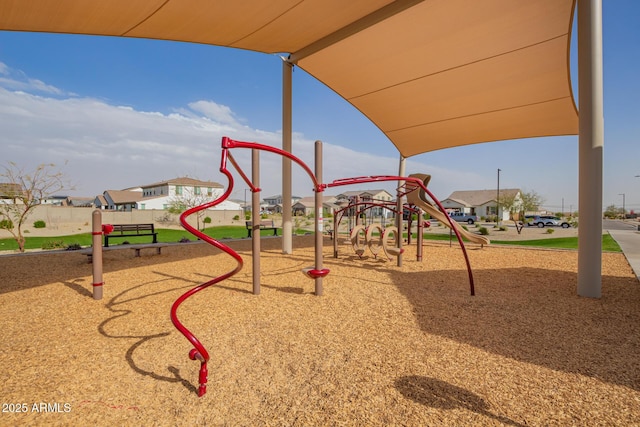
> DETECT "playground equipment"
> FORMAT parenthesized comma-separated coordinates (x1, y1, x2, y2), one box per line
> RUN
(406, 173, 490, 247)
(170, 136, 476, 397)
(349, 223, 403, 260)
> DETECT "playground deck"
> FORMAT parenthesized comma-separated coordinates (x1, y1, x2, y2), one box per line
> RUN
(0, 236, 638, 425)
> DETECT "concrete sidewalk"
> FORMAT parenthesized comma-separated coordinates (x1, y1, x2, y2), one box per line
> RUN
(608, 229, 640, 279)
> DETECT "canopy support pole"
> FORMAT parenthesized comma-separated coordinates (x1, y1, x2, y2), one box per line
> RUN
(577, 0, 604, 298)
(282, 60, 293, 254)
(396, 155, 406, 267)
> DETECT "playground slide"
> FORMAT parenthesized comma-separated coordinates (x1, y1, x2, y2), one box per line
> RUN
(406, 173, 490, 246)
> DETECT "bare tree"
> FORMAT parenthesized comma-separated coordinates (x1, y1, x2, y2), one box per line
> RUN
(0, 162, 72, 252)
(167, 193, 211, 231)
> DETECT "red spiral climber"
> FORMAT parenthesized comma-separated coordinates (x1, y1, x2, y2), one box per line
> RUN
(169, 149, 243, 397)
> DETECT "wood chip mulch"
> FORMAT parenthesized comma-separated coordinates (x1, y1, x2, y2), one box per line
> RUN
(0, 235, 638, 426)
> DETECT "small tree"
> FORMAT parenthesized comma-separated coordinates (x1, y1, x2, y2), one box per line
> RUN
(0, 162, 71, 252)
(513, 190, 544, 234)
(603, 204, 622, 219)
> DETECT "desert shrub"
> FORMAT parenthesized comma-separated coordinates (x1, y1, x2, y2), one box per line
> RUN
(499, 225, 507, 231)
(179, 237, 191, 243)
(66, 243, 82, 251)
(0, 219, 13, 229)
(232, 215, 240, 221)
(546, 228, 555, 234)
(33, 220, 46, 228)
(478, 227, 489, 235)
(462, 225, 468, 231)
(204, 216, 212, 224)
(42, 240, 66, 250)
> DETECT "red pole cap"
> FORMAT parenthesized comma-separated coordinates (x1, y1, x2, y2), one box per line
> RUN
(102, 224, 114, 235)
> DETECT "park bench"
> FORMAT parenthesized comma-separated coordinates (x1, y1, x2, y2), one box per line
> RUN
(104, 223, 158, 247)
(245, 220, 279, 238)
(81, 243, 169, 263)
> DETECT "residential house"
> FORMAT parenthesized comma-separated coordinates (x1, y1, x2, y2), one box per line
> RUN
(93, 195, 108, 210)
(262, 194, 302, 214)
(292, 195, 338, 217)
(334, 189, 395, 218)
(95, 177, 240, 211)
(66, 196, 94, 207)
(137, 177, 226, 210)
(39, 195, 69, 206)
(441, 189, 522, 221)
(101, 189, 143, 211)
(0, 183, 24, 204)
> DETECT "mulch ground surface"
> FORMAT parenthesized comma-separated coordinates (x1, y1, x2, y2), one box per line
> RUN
(0, 235, 638, 426)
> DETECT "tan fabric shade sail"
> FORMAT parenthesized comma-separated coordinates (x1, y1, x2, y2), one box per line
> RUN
(0, 0, 578, 158)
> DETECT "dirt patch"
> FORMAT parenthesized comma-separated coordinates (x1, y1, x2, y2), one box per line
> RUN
(0, 236, 638, 426)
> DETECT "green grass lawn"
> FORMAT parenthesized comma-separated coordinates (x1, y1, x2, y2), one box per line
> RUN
(0, 227, 622, 253)
(402, 231, 621, 252)
(0, 226, 302, 252)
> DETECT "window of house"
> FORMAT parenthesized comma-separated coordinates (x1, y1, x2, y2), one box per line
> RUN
(176, 185, 183, 195)
(140, 203, 146, 210)
(195, 186, 201, 195)
(207, 187, 212, 196)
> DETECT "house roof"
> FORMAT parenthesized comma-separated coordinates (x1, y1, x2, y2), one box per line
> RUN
(295, 196, 337, 207)
(0, 1, 578, 158)
(445, 189, 521, 207)
(140, 177, 223, 189)
(337, 189, 392, 199)
(0, 182, 23, 197)
(104, 190, 143, 204)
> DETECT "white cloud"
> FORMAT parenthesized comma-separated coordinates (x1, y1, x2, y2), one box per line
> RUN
(0, 62, 64, 95)
(186, 100, 240, 125)
(0, 63, 518, 204)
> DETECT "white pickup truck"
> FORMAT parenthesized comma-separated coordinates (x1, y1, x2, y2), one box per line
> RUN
(448, 212, 478, 224)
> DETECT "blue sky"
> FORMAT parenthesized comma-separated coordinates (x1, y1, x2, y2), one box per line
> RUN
(0, 2, 638, 214)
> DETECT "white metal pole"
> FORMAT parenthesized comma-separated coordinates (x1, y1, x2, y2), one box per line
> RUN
(577, 0, 604, 298)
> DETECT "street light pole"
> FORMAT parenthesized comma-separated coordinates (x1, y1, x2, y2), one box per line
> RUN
(496, 168, 501, 224)
(619, 193, 626, 220)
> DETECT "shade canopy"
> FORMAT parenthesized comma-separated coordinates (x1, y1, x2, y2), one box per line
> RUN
(0, 0, 578, 157)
